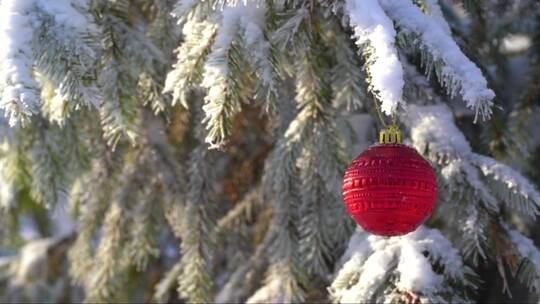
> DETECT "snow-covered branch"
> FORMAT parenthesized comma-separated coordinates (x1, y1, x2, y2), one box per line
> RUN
(164, 19, 218, 107)
(330, 227, 473, 303)
(379, 0, 494, 120)
(508, 229, 540, 293)
(0, 0, 99, 126)
(0, 0, 40, 126)
(403, 104, 540, 262)
(344, 0, 404, 115)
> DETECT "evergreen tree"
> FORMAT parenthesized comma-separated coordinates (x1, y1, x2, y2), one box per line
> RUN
(0, 0, 539, 303)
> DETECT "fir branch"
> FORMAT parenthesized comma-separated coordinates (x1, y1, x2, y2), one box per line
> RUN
(33, 2, 101, 118)
(84, 199, 127, 302)
(216, 187, 261, 234)
(216, 232, 272, 303)
(98, 21, 140, 148)
(344, 0, 405, 115)
(0, 0, 40, 126)
(330, 227, 474, 303)
(124, 186, 160, 272)
(153, 262, 183, 303)
(96, 1, 164, 148)
(27, 119, 73, 208)
(200, 7, 251, 148)
(201, 1, 272, 148)
(507, 228, 540, 294)
(68, 158, 115, 286)
(236, 2, 279, 110)
(321, 19, 366, 110)
(164, 18, 218, 108)
(84, 151, 149, 302)
(271, 6, 311, 52)
(380, 0, 495, 121)
(294, 39, 353, 277)
(0, 118, 15, 209)
(257, 141, 305, 303)
(298, 153, 332, 276)
(177, 114, 217, 302)
(471, 153, 540, 219)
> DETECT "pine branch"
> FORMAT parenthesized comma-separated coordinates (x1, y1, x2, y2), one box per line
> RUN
(257, 141, 305, 303)
(271, 6, 312, 52)
(177, 113, 217, 302)
(0, 0, 41, 126)
(330, 227, 474, 303)
(153, 262, 183, 303)
(507, 228, 540, 294)
(68, 156, 117, 286)
(164, 18, 218, 108)
(216, 187, 261, 234)
(84, 150, 150, 302)
(27, 119, 76, 208)
(96, 1, 164, 148)
(344, 0, 405, 116)
(380, 0, 495, 121)
(216, 232, 272, 303)
(33, 2, 101, 120)
(321, 18, 366, 110)
(124, 185, 160, 272)
(200, 4, 256, 148)
(471, 154, 540, 218)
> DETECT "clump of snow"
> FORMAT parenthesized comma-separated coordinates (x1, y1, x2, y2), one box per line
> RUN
(331, 253, 363, 293)
(201, 7, 239, 94)
(360, 250, 397, 291)
(239, 2, 276, 95)
(339, 227, 374, 264)
(38, 0, 95, 32)
(0, 0, 40, 125)
(331, 227, 466, 303)
(344, 0, 404, 115)
(404, 105, 502, 212)
(500, 34, 531, 54)
(379, 0, 494, 120)
(0, 0, 97, 126)
(339, 248, 398, 303)
(202, 0, 271, 91)
(404, 104, 472, 158)
(200, 2, 244, 147)
(15, 238, 56, 282)
(397, 240, 442, 291)
(405, 104, 540, 217)
(420, 0, 452, 34)
(406, 227, 468, 280)
(0, 171, 14, 209)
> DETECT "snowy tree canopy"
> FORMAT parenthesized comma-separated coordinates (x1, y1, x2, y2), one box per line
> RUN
(0, 0, 540, 303)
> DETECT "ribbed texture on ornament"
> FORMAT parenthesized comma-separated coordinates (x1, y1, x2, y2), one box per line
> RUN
(342, 144, 437, 236)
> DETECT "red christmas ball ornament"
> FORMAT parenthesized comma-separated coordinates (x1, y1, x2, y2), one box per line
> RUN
(342, 125, 437, 236)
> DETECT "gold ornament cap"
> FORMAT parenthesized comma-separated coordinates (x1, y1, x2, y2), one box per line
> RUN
(379, 124, 402, 144)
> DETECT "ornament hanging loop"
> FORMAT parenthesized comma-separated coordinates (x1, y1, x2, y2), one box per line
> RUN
(379, 124, 402, 144)
(370, 95, 402, 144)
